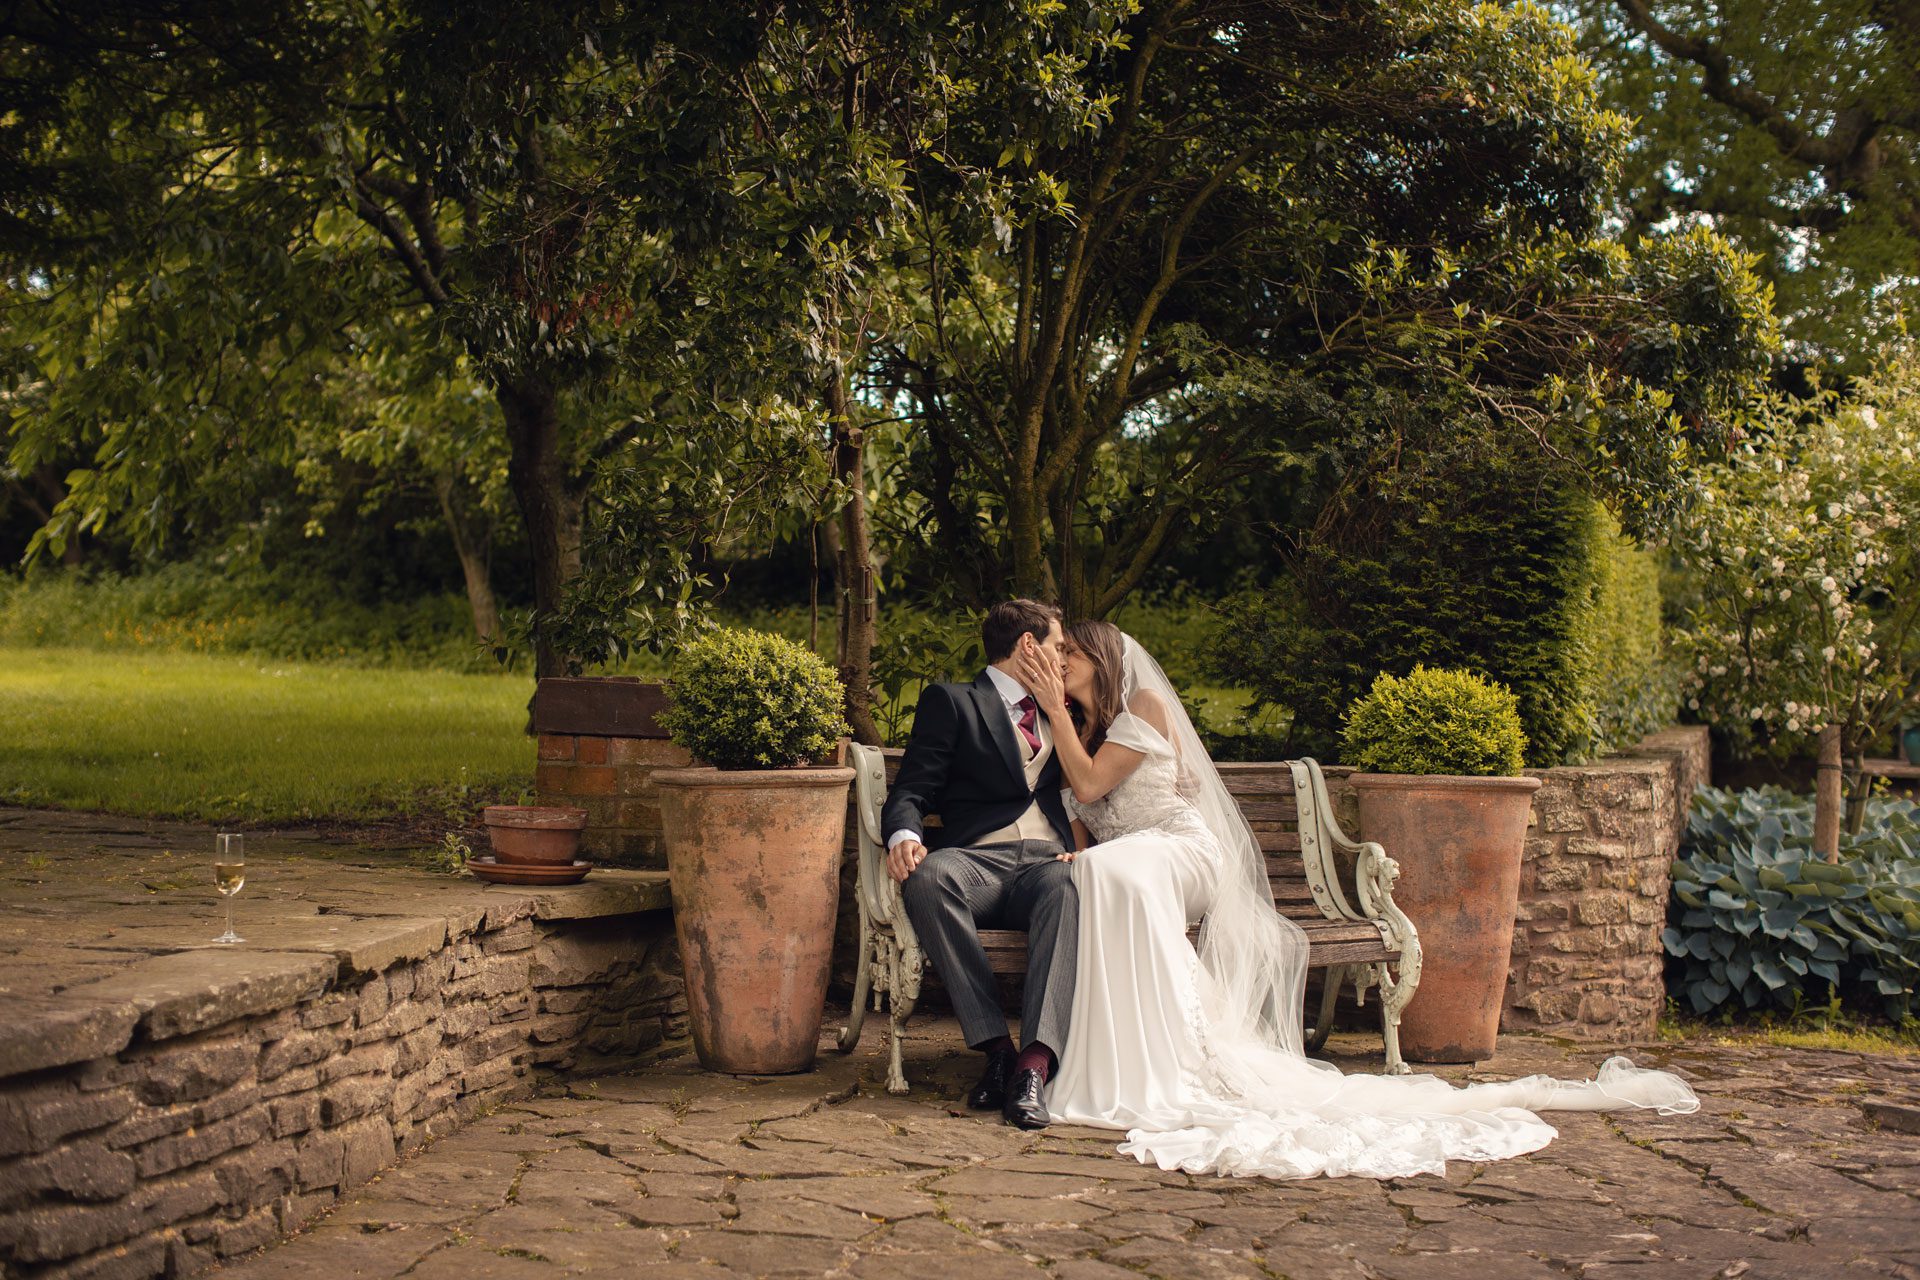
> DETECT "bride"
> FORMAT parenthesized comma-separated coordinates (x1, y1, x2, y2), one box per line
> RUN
(1012, 619, 1699, 1180)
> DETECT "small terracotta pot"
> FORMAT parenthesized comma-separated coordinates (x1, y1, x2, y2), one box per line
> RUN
(482, 805, 587, 865)
(1349, 772, 1543, 1063)
(655, 765, 854, 1075)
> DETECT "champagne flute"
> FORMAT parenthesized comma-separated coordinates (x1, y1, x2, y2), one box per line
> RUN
(212, 833, 245, 944)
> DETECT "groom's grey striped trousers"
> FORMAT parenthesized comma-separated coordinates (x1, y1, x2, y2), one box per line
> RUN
(899, 838, 1078, 1052)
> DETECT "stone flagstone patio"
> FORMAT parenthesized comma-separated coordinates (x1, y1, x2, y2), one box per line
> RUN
(209, 1013, 1920, 1280)
(4, 807, 1919, 1278)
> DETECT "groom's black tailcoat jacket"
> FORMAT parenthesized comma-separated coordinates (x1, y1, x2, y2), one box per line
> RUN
(881, 671, 1074, 851)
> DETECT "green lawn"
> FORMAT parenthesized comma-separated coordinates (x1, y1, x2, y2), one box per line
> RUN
(0, 645, 1262, 825)
(0, 647, 534, 823)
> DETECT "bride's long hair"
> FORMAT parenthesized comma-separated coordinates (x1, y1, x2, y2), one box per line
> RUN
(1065, 619, 1128, 750)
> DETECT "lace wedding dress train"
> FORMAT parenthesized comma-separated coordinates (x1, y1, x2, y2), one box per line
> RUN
(1044, 705, 1699, 1181)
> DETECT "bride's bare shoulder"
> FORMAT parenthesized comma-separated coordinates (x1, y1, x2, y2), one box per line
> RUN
(1125, 688, 1171, 736)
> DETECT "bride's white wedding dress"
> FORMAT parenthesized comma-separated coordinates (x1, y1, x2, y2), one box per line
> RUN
(1045, 694, 1699, 1181)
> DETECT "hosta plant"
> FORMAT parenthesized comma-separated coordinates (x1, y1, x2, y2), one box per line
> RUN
(1665, 786, 1920, 1019)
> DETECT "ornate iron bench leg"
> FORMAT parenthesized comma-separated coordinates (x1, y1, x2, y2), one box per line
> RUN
(886, 939, 923, 1095)
(1306, 964, 1346, 1053)
(836, 900, 874, 1052)
(1375, 960, 1413, 1075)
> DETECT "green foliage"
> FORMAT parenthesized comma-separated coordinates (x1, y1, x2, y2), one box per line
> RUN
(416, 832, 473, 876)
(1666, 786, 1920, 1020)
(1340, 665, 1527, 777)
(870, 0, 1776, 613)
(659, 628, 848, 770)
(866, 608, 986, 746)
(541, 405, 831, 675)
(1575, 508, 1684, 754)
(0, 565, 509, 672)
(1210, 451, 1675, 765)
(1569, 0, 1920, 366)
(1672, 344, 1920, 762)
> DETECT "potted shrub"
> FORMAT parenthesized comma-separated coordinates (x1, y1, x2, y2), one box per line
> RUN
(1342, 665, 1541, 1063)
(653, 627, 853, 1074)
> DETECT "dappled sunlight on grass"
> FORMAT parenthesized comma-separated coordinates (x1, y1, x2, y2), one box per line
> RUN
(0, 646, 534, 823)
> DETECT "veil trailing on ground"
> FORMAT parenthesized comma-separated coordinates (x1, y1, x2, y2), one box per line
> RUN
(1107, 633, 1700, 1172)
(1116, 635, 1317, 1071)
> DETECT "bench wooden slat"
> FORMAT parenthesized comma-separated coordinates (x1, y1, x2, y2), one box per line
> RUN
(975, 913, 1398, 974)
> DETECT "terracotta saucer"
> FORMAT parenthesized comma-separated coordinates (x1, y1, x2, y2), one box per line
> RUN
(467, 857, 592, 886)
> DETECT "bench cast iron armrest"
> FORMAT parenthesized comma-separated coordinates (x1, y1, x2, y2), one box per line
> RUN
(1292, 759, 1422, 1072)
(838, 743, 926, 1092)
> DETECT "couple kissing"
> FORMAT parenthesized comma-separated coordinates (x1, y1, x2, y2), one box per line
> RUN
(879, 599, 1700, 1181)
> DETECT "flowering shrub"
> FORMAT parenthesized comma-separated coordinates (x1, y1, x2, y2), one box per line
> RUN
(1671, 347, 1920, 760)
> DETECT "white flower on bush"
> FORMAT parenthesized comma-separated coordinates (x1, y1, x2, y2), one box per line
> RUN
(1674, 345, 1920, 761)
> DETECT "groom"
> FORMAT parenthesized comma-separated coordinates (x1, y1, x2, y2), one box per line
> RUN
(884, 599, 1077, 1130)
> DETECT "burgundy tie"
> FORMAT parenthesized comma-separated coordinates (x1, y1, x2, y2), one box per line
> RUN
(1015, 696, 1041, 754)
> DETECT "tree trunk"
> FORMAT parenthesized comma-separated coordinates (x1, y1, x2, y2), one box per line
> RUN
(827, 368, 883, 745)
(1007, 480, 1054, 601)
(434, 471, 501, 644)
(498, 379, 583, 677)
(1815, 725, 1843, 863)
(1844, 752, 1871, 837)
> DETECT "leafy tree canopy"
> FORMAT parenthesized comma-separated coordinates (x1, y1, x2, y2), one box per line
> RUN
(1569, 0, 1920, 366)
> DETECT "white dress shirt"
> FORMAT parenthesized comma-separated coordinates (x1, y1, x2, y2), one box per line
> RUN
(888, 665, 1042, 853)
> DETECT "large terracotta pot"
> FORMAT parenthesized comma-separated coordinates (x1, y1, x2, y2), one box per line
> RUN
(655, 765, 855, 1074)
(482, 805, 587, 865)
(1349, 772, 1542, 1063)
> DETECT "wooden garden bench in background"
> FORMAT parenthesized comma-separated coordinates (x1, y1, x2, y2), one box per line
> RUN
(838, 747, 1423, 1092)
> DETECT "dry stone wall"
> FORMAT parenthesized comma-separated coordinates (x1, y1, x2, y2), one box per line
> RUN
(1505, 727, 1710, 1040)
(0, 893, 685, 1280)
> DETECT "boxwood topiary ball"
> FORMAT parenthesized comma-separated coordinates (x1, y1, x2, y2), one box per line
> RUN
(1340, 664, 1527, 777)
(659, 628, 850, 769)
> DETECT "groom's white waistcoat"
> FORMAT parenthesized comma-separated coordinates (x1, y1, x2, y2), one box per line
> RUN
(972, 694, 1057, 848)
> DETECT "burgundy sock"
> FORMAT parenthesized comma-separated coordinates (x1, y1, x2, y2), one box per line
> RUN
(975, 1034, 1015, 1055)
(1014, 1041, 1055, 1082)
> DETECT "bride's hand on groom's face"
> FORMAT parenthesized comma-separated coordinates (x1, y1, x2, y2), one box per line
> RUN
(1015, 643, 1067, 714)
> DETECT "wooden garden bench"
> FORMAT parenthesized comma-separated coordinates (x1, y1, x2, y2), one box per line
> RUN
(838, 746, 1423, 1092)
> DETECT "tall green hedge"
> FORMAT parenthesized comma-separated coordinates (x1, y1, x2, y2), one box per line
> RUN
(1209, 457, 1674, 767)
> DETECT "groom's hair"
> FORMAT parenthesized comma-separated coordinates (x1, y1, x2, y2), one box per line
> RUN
(981, 599, 1062, 662)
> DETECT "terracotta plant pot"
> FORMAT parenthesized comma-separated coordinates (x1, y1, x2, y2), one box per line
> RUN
(482, 805, 588, 865)
(655, 765, 854, 1074)
(1349, 772, 1543, 1063)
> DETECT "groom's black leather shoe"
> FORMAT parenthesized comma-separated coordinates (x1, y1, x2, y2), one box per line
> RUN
(967, 1046, 1017, 1111)
(1002, 1069, 1051, 1130)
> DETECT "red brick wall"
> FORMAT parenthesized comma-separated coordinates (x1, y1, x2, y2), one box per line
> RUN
(534, 734, 693, 869)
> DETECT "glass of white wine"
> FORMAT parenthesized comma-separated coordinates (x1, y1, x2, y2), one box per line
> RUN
(213, 833, 245, 945)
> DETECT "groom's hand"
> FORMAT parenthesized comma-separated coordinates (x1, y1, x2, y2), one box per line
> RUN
(887, 838, 927, 882)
